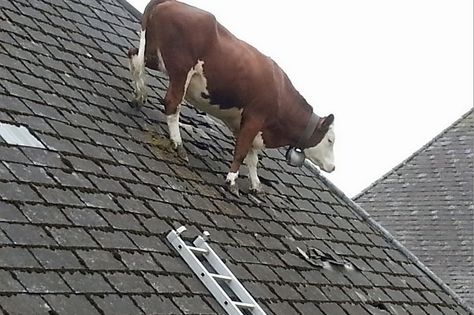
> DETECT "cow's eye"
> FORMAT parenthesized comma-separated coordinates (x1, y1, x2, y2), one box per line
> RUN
(328, 139, 333, 144)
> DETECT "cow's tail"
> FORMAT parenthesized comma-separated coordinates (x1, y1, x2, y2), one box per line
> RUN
(128, 25, 147, 106)
(129, 0, 173, 106)
(128, 1, 159, 106)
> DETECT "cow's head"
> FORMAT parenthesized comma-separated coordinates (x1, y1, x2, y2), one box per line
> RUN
(304, 114, 336, 173)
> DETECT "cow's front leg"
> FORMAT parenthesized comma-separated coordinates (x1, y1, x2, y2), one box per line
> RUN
(245, 147, 262, 194)
(226, 119, 262, 196)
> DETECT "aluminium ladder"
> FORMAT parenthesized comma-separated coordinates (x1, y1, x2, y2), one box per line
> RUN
(167, 226, 266, 315)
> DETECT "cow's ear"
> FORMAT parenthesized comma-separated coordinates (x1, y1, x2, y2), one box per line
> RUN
(321, 114, 334, 129)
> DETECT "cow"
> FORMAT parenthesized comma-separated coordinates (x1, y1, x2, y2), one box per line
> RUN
(128, 0, 336, 195)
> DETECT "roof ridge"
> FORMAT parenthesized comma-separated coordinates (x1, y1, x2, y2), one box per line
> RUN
(305, 162, 474, 314)
(116, 0, 142, 20)
(353, 108, 473, 201)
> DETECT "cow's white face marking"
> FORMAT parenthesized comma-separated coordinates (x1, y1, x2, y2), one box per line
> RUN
(304, 124, 335, 173)
(185, 60, 243, 133)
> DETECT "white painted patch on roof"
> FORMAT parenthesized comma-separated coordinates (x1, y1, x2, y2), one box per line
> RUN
(0, 123, 45, 148)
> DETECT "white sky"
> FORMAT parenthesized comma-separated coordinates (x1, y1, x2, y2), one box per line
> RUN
(129, 0, 473, 197)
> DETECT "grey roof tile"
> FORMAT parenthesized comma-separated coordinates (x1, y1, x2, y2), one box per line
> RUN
(119, 251, 162, 271)
(101, 211, 144, 231)
(43, 294, 101, 315)
(172, 295, 217, 315)
(1, 223, 56, 246)
(14, 271, 70, 293)
(0, 201, 27, 223)
(92, 294, 144, 315)
(63, 271, 114, 293)
(87, 175, 127, 194)
(32, 248, 83, 270)
(62, 207, 108, 227)
(0, 294, 51, 314)
(77, 192, 119, 210)
(115, 196, 152, 215)
(0, 270, 24, 292)
(145, 273, 188, 293)
(0, 161, 15, 182)
(124, 182, 161, 201)
(319, 302, 349, 315)
(47, 226, 97, 248)
(242, 280, 277, 299)
(77, 249, 125, 270)
(35, 187, 83, 206)
(294, 302, 325, 315)
(140, 216, 173, 234)
(0, 145, 30, 164)
(47, 169, 94, 189)
(0, 181, 42, 202)
(11, 114, 55, 134)
(245, 264, 279, 282)
(0, 53, 29, 72)
(133, 295, 183, 314)
(20, 204, 69, 225)
(0, 228, 11, 245)
(0, 247, 39, 268)
(20, 147, 64, 167)
(105, 272, 154, 293)
(267, 301, 299, 315)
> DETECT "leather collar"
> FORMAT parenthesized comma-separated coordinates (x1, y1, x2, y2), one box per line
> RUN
(295, 110, 320, 149)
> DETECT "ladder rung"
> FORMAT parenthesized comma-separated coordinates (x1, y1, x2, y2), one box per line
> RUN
(233, 301, 256, 309)
(210, 273, 232, 281)
(187, 246, 208, 254)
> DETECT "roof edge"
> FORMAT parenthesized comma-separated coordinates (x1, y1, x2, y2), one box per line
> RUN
(116, 0, 143, 20)
(305, 162, 474, 314)
(353, 108, 473, 201)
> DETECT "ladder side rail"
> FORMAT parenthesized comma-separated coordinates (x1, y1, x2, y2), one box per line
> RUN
(194, 237, 267, 315)
(167, 230, 246, 315)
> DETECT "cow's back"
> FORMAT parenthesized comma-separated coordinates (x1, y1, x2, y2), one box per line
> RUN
(147, 2, 220, 63)
(148, 1, 278, 108)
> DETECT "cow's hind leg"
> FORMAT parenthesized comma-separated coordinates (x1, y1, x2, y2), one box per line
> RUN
(164, 79, 186, 160)
(245, 147, 262, 194)
(163, 65, 197, 161)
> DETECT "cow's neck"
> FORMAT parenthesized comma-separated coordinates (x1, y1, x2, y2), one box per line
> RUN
(285, 100, 321, 149)
(262, 68, 323, 149)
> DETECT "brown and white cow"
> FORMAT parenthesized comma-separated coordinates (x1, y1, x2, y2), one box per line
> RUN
(128, 0, 335, 195)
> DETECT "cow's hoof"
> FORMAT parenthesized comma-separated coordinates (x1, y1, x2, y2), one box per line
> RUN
(249, 185, 264, 195)
(130, 98, 144, 109)
(131, 92, 147, 108)
(226, 182, 240, 197)
(130, 99, 140, 109)
(175, 144, 188, 162)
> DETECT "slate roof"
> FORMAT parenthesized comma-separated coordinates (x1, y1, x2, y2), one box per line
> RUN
(0, 0, 471, 314)
(355, 110, 474, 308)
